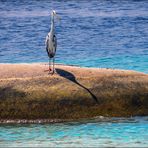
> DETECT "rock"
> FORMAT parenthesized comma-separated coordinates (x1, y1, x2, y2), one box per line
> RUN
(0, 63, 148, 122)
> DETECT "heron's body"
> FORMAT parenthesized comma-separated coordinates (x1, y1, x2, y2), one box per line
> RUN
(46, 33, 57, 58)
(45, 10, 58, 74)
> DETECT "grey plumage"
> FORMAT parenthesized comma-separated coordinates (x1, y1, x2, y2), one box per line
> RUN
(46, 34, 57, 58)
(45, 10, 58, 74)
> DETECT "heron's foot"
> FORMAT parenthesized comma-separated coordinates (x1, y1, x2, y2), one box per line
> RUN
(48, 69, 54, 75)
(44, 67, 52, 73)
(49, 69, 56, 75)
(53, 69, 57, 74)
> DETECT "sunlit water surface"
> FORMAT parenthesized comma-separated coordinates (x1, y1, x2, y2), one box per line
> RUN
(0, 0, 147, 73)
(0, 1, 148, 147)
(0, 117, 148, 147)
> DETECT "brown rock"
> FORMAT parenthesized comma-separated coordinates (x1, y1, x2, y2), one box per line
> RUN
(0, 63, 148, 122)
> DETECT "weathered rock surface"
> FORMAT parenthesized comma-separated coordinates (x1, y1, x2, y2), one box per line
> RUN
(0, 63, 148, 122)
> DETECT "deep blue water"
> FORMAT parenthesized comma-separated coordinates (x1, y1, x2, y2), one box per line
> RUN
(0, 0, 148, 73)
(0, 1, 148, 147)
(0, 117, 148, 147)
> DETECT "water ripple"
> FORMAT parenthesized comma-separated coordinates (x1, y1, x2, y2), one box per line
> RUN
(0, 0, 147, 73)
(0, 117, 148, 147)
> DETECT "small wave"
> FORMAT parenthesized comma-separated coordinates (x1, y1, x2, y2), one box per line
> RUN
(0, 10, 50, 18)
(61, 9, 148, 18)
(0, 9, 148, 18)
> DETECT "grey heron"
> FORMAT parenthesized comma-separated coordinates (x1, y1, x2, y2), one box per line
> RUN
(45, 10, 59, 74)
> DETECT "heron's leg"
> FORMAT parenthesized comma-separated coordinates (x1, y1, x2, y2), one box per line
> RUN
(49, 58, 52, 72)
(52, 57, 54, 74)
(52, 57, 56, 74)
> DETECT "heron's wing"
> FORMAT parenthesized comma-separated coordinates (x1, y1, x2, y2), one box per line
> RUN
(45, 35, 50, 56)
(53, 34, 57, 52)
(45, 35, 48, 46)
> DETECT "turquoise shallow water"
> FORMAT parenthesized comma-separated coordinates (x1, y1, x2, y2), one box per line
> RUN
(0, 117, 148, 147)
(0, 0, 148, 73)
(0, 1, 148, 147)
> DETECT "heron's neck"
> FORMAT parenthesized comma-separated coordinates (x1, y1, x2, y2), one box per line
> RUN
(50, 15, 55, 34)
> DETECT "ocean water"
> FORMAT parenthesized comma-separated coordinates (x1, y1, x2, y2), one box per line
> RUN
(0, 117, 148, 147)
(0, 0, 147, 73)
(0, 1, 148, 147)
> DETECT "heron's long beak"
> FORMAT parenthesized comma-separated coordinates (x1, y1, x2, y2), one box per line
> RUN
(55, 14, 61, 21)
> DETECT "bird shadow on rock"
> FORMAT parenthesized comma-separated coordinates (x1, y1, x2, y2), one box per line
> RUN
(56, 68, 99, 104)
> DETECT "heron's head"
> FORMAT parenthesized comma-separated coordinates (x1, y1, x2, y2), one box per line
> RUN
(51, 10, 60, 21)
(52, 10, 57, 16)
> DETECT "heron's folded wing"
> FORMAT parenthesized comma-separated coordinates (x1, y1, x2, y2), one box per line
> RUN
(45, 36, 48, 46)
(53, 35, 57, 51)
